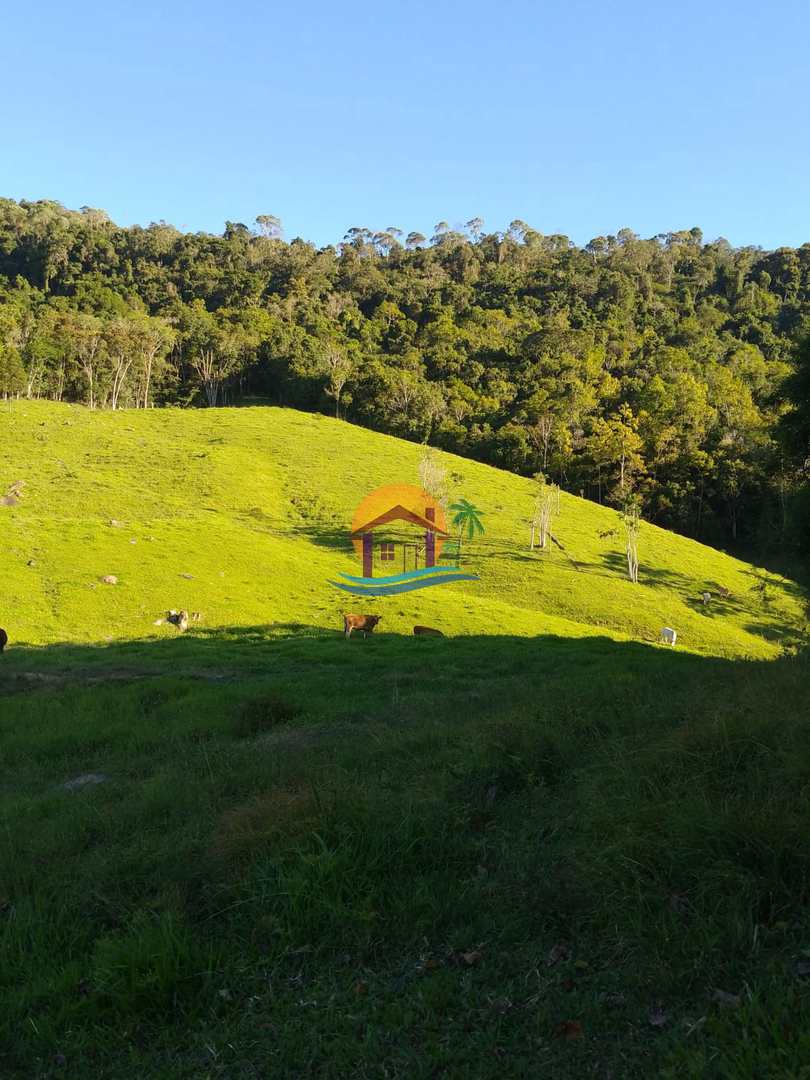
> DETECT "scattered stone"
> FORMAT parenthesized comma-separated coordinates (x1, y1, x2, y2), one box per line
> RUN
(179, 573, 194, 580)
(62, 773, 107, 792)
(109, 519, 123, 528)
(100, 575, 118, 585)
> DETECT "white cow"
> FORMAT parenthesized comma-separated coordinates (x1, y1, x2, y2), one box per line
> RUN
(701, 591, 712, 605)
(659, 627, 677, 646)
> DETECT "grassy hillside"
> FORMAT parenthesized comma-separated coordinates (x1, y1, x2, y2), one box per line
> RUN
(2, 402, 810, 1079)
(1, 400, 804, 655)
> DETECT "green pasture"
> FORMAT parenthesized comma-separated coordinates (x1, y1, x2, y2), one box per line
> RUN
(1, 401, 809, 1077)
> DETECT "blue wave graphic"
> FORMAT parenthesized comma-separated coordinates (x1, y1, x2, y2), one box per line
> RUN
(338, 565, 462, 585)
(329, 572, 479, 596)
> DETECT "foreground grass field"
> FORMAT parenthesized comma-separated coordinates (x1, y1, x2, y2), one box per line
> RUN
(2, 402, 809, 1077)
(3, 632, 810, 1078)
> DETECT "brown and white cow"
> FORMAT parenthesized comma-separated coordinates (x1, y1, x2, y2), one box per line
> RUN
(343, 613, 382, 639)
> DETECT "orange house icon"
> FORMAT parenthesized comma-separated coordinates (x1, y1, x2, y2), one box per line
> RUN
(350, 484, 449, 578)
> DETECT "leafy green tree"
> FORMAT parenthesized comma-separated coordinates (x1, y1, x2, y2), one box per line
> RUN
(73, 313, 106, 408)
(132, 315, 176, 409)
(781, 337, 810, 463)
(177, 302, 256, 406)
(587, 404, 646, 504)
(255, 214, 282, 239)
(0, 342, 26, 398)
(104, 317, 137, 409)
(320, 342, 355, 419)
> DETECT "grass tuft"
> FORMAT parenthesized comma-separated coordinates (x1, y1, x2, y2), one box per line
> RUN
(232, 693, 302, 737)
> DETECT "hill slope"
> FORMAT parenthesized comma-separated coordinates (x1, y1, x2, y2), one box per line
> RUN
(0, 400, 804, 657)
(3, 402, 810, 1078)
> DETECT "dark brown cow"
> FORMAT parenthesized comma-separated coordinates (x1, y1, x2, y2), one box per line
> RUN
(0, 628, 7, 653)
(413, 625, 444, 637)
(343, 614, 382, 639)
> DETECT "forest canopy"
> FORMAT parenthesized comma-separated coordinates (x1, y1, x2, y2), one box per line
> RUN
(1, 198, 809, 551)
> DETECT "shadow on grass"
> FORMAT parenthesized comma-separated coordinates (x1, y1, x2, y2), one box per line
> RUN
(2, 625, 809, 1079)
(292, 524, 353, 552)
(600, 550, 705, 592)
(744, 621, 809, 646)
(0, 622, 777, 704)
(683, 593, 746, 619)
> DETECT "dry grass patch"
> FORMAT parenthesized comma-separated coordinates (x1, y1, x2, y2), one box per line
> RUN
(210, 787, 321, 862)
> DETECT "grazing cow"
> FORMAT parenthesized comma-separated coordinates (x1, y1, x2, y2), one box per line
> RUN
(343, 613, 382, 639)
(0, 628, 7, 653)
(659, 627, 677, 646)
(717, 586, 731, 599)
(413, 625, 444, 637)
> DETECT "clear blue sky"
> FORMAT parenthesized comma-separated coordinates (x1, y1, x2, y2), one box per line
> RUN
(3, 0, 808, 249)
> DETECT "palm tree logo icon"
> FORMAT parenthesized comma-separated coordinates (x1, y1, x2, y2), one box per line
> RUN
(448, 499, 485, 566)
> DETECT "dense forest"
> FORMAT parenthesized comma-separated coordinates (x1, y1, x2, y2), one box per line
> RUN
(1, 198, 809, 553)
